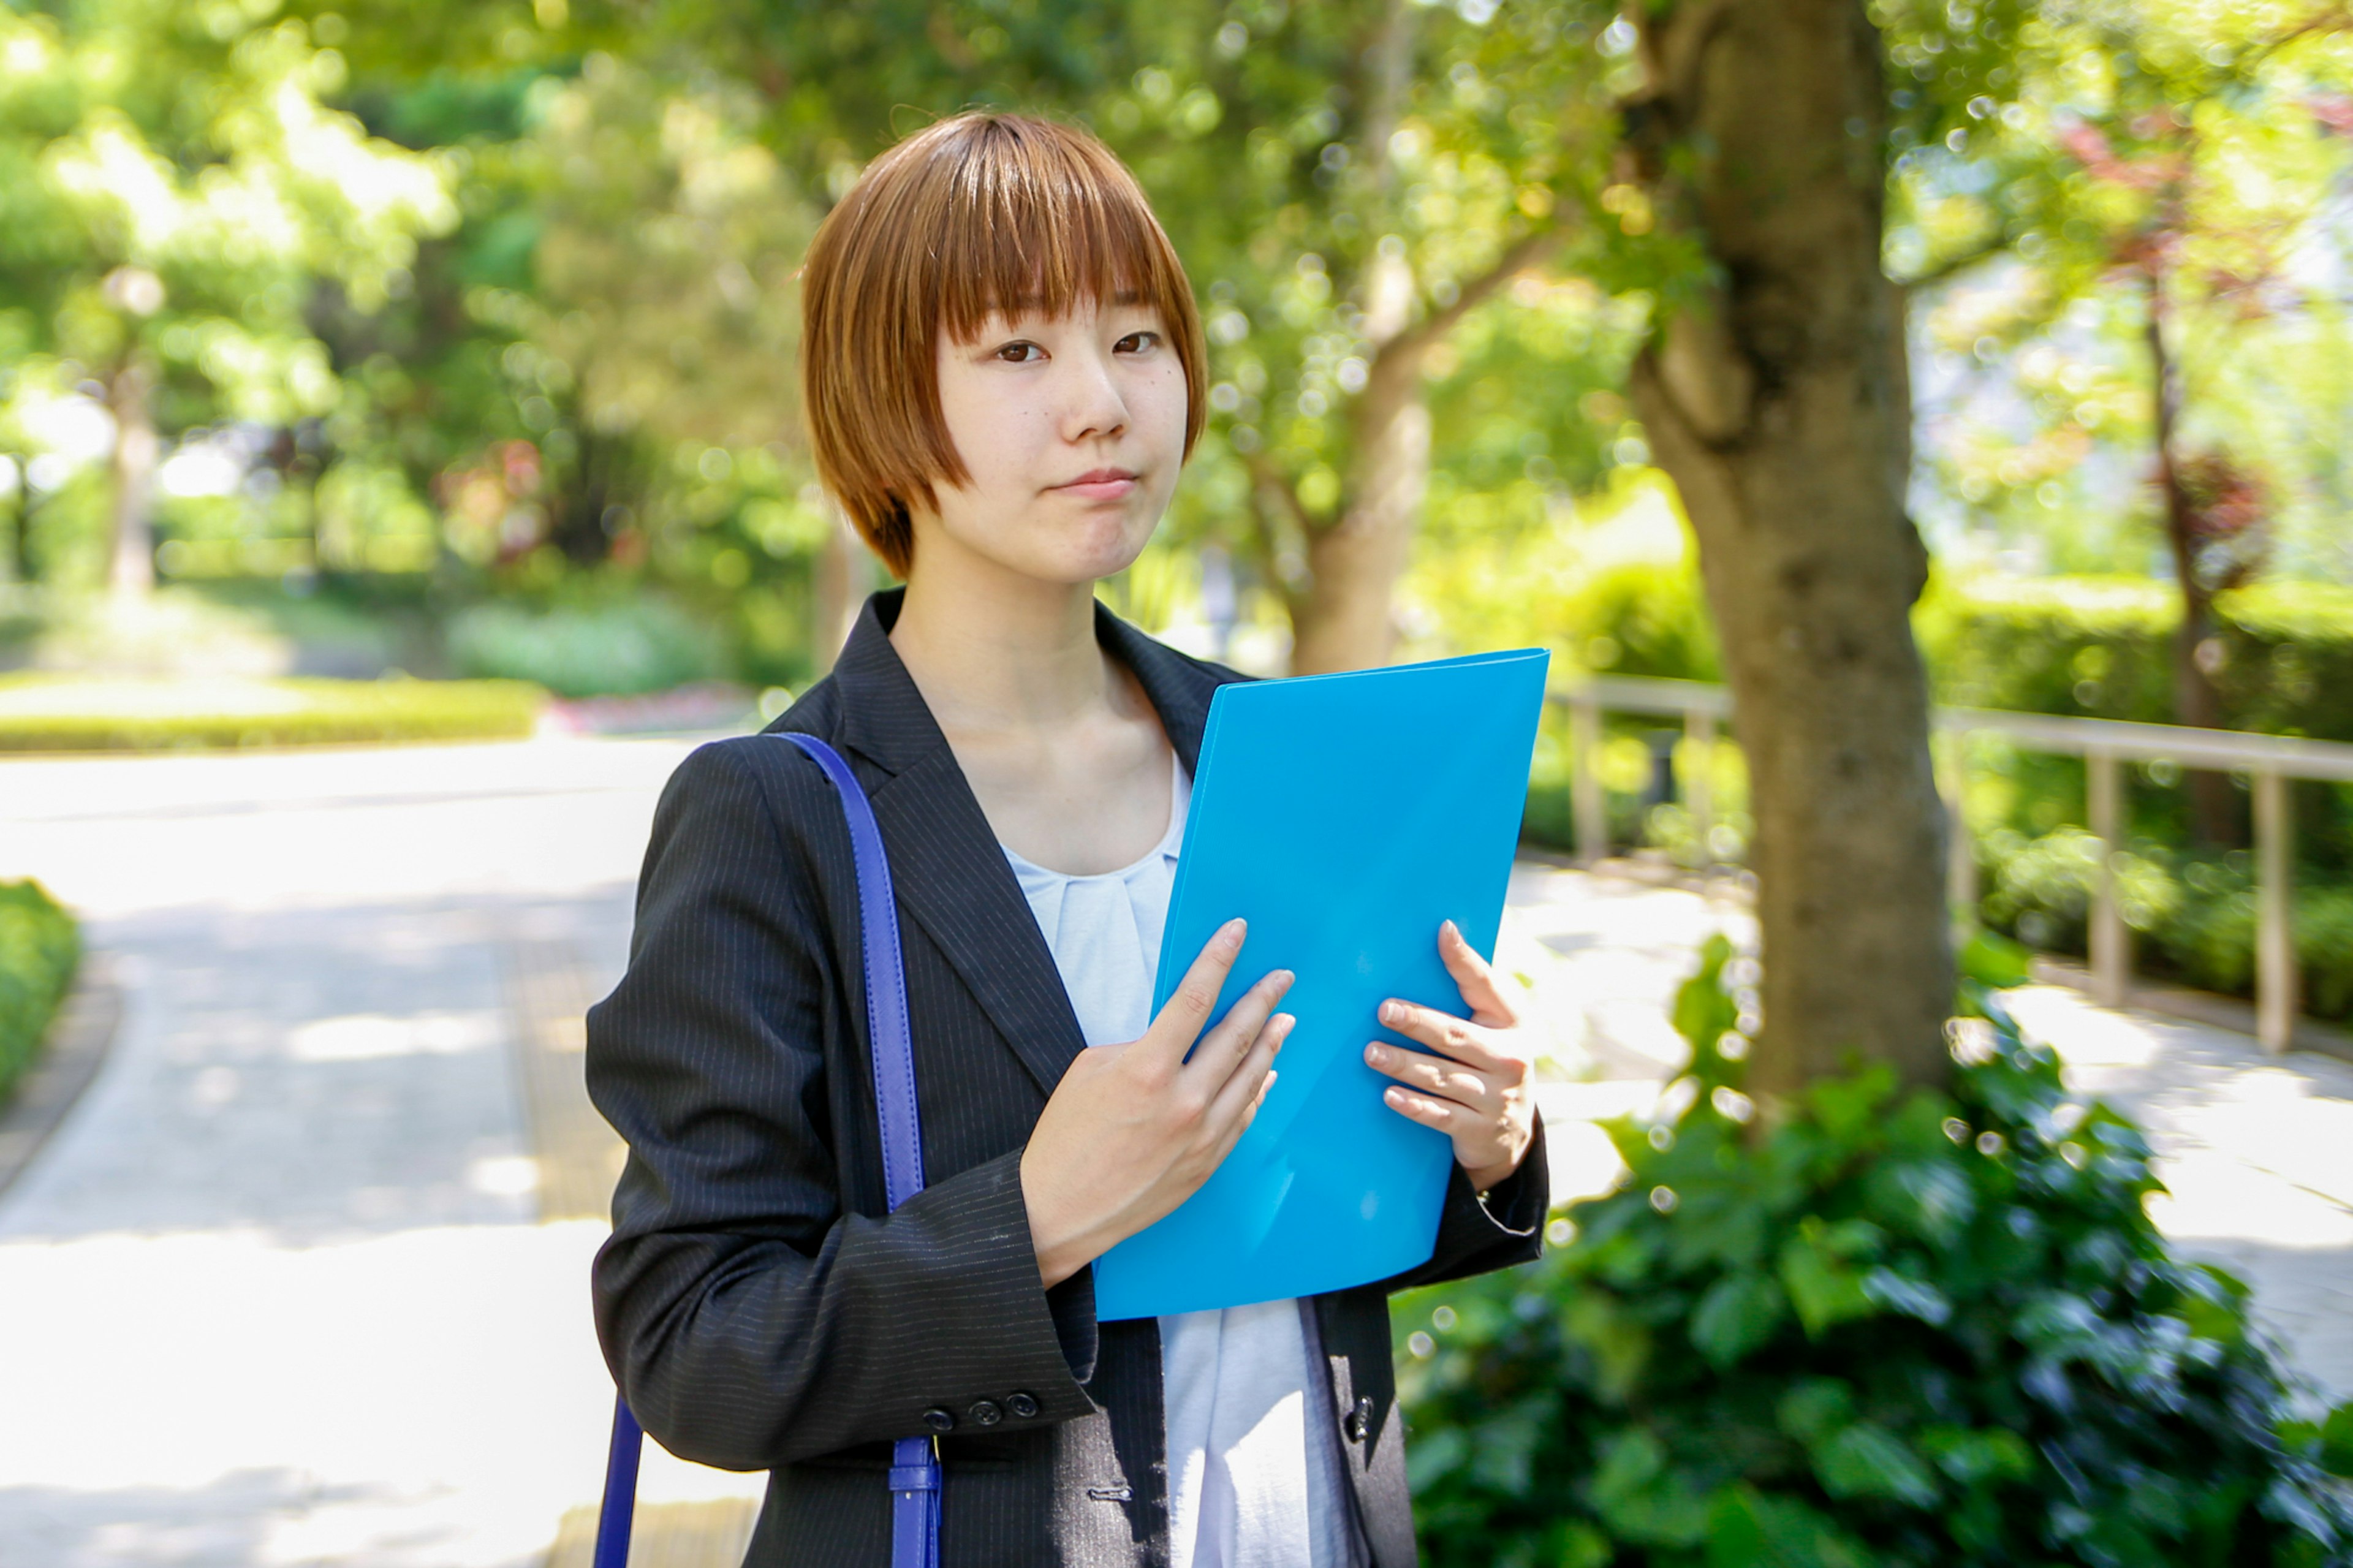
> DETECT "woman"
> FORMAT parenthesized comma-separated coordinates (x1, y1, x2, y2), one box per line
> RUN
(588, 111, 1547, 1568)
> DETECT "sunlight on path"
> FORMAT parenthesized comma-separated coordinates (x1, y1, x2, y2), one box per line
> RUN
(0, 736, 762, 1568)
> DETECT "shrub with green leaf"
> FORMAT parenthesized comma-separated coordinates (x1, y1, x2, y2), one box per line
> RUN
(1976, 827, 2353, 1023)
(0, 675, 544, 751)
(446, 596, 719, 697)
(0, 880, 79, 1108)
(1397, 936, 2353, 1567)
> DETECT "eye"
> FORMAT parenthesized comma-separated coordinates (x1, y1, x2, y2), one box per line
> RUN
(993, 341, 1045, 363)
(1115, 330, 1161, 354)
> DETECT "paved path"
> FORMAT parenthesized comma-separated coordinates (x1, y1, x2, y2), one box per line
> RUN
(1504, 859, 2353, 1411)
(0, 738, 759, 1568)
(0, 744, 2344, 1567)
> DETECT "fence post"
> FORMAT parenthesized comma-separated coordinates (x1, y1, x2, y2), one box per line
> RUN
(1571, 695, 1605, 868)
(1939, 729, 1976, 937)
(2254, 768, 2296, 1055)
(1683, 707, 1716, 866)
(2086, 750, 2128, 1008)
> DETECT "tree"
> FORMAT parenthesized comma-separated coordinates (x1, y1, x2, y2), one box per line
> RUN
(532, 0, 1607, 672)
(0, 1, 453, 596)
(1889, 0, 2353, 843)
(1615, 0, 1974, 1094)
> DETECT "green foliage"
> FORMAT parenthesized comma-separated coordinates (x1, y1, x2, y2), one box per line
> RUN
(1398, 937, 2353, 1567)
(1977, 826, 2353, 1023)
(0, 674, 542, 750)
(0, 879, 79, 1108)
(1917, 574, 2353, 741)
(445, 596, 716, 697)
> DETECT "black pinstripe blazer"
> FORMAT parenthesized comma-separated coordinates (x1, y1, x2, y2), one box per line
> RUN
(587, 589, 1547, 1567)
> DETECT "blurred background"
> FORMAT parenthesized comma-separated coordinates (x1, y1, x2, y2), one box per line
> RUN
(1, 0, 2351, 1564)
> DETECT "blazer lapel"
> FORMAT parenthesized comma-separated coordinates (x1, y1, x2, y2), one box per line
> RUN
(827, 591, 1238, 1098)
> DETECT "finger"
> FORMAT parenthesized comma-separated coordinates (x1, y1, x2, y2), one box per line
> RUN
(1142, 918, 1246, 1064)
(1362, 1041, 1498, 1113)
(1187, 968, 1294, 1080)
(1438, 920, 1517, 1028)
(1380, 1084, 1476, 1134)
(1205, 1010, 1290, 1135)
(1376, 999, 1509, 1072)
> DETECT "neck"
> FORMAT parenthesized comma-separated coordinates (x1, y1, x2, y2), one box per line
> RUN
(890, 534, 1112, 734)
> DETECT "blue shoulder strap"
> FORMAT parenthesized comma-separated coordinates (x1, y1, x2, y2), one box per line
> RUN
(594, 732, 939, 1568)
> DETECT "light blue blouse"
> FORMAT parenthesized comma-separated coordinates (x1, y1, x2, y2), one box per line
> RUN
(1001, 753, 1364, 1568)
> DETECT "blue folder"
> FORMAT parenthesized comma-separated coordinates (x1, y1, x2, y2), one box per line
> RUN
(1093, 646, 1550, 1321)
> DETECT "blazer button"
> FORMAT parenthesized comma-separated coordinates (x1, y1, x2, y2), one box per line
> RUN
(922, 1407, 956, 1434)
(968, 1398, 1003, 1426)
(1344, 1397, 1373, 1443)
(1006, 1391, 1040, 1419)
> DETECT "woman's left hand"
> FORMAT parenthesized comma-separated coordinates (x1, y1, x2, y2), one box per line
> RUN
(1364, 920, 1537, 1194)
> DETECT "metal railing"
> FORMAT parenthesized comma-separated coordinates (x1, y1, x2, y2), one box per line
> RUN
(1553, 674, 2353, 1054)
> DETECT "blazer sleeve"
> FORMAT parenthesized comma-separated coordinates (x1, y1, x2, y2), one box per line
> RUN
(586, 740, 1098, 1472)
(1378, 1111, 1550, 1293)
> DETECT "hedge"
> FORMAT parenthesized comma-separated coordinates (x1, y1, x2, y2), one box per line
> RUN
(1914, 575, 2353, 741)
(0, 675, 546, 751)
(0, 880, 78, 1108)
(1396, 937, 2353, 1567)
(446, 596, 720, 698)
(1568, 566, 2353, 744)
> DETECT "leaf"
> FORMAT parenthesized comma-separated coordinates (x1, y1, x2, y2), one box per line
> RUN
(2321, 1400, 2353, 1479)
(1958, 926, 2034, 988)
(1705, 1485, 1872, 1568)
(1587, 1428, 1713, 1548)
(1404, 1425, 1468, 1493)
(1691, 1271, 1790, 1369)
(1777, 1379, 1857, 1445)
(1812, 1423, 1941, 1508)
(1778, 1222, 1882, 1338)
(1920, 1425, 2034, 1485)
(1861, 1267, 1953, 1327)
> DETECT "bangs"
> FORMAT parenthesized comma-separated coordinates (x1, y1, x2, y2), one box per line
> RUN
(799, 112, 1208, 578)
(923, 121, 1189, 343)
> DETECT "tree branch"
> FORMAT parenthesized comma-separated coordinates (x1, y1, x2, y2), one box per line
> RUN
(1380, 224, 1570, 366)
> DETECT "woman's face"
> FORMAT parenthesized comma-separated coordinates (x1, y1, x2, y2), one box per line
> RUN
(915, 293, 1187, 586)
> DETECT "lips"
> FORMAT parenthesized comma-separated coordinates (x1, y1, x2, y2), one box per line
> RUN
(1054, 467, 1140, 500)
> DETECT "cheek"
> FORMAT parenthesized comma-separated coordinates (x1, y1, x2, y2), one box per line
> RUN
(1137, 363, 1191, 450)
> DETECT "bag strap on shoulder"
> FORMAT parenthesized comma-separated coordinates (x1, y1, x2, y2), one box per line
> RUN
(593, 732, 940, 1568)
(777, 732, 926, 1208)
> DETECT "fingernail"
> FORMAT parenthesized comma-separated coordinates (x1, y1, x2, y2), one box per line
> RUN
(1222, 918, 1245, 947)
(1442, 920, 1459, 940)
(1380, 1001, 1402, 1025)
(1364, 1043, 1385, 1065)
(1274, 969, 1295, 990)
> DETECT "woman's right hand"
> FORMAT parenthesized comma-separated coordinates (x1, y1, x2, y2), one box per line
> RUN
(1020, 918, 1292, 1289)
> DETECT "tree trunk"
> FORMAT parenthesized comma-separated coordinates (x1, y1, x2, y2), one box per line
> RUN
(1626, 0, 1952, 1095)
(107, 358, 158, 599)
(1284, 0, 1425, 677)
(2143, 279, 2237, 846)
(1289, 343, 1430, 675)
(811, 509, 870, 675)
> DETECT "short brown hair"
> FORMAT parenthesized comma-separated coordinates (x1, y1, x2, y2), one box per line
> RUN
(800, 112, 1208, 577)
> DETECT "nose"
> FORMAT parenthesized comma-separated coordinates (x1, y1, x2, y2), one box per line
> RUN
(1058, 339, 1130, 445)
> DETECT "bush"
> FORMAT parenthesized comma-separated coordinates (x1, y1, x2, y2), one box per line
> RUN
(0, 675, 544, 751)
(446, 596, 719, 697)
(0, 881, 79, 1107)
(1974, 828, 2353, 1023)
(1396, 937, 2353, 1567)
(2213, 582, 2353, 743)
(1916, 576, 2177, 725)
(1917, 573, 2353, 743)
